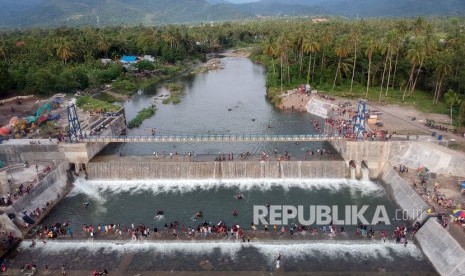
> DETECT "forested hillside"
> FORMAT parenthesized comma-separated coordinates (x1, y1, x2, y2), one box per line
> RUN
(0, 0, 464, 28)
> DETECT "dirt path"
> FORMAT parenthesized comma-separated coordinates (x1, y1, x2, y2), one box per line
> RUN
(279, 91, 465, 144)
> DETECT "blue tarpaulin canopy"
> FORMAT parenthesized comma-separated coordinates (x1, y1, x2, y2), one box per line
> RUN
(120, 56, 137, 63)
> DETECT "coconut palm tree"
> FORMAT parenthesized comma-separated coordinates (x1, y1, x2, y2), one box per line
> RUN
(332, 41, 349, 91)
(294, 30, 306, 78)
(303, 36, 320, 85)
(444, 90, 460, 125)
(413, 17, 425, 38)
(378, 37, 391, 100)
(402, 40, 425, 101)
(54, 38, 74, 66)
(276, 36, 289, 93)
(409, 39, 431, 96)
(163, 26, 180, 50)
(319, 29, 333, 73)
(349, 25, 361, 94)
(264, 37, 277, 75)
(365, 39, 377, 99)
(384, 31, 398, 96)
(433, 56, 452, 104)
(391, 20, 408, 90)
(97, 37, 111, 58)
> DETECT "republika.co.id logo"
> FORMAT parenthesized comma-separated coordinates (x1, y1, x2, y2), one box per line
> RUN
(253, 205, 394, 226)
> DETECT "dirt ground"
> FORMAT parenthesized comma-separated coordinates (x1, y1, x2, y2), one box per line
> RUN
(0, 94, 96, 139)
(398, 170, 465, 212)
(0, 96, 45, 127)
(281, 91, 465, 142)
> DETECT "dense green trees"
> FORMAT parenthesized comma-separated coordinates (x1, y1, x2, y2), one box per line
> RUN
(0, 17, 464, 126)
(253, 17, 465, 124)
(0, 23, 266, 96)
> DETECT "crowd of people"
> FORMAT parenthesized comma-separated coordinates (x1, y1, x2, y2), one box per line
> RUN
(0, 162, 55, 207)
(215, 153, 234, 161)
(311, 120, 322, 133)
(152, 151, 195, 161)
(30, 216, 422, 246)
(26, 198, 58, 224)
(0, 182, 35, 207)
(148, 149, 335, 162)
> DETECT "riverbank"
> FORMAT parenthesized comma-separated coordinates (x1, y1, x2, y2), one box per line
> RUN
(278, 89, 465, 150)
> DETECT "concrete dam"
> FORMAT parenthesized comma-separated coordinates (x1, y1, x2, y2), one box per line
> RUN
(87, 160, 346, 180)
(2, 138, 465, 275)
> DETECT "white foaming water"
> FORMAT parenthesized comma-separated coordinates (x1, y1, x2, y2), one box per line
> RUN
(70, 178, 385, 200)
(67, 178, 108, 214)
(68, 178, 106, 202)
(19, 240, 424, 263)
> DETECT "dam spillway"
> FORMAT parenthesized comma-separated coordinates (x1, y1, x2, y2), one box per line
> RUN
(87, 159, 346, 180)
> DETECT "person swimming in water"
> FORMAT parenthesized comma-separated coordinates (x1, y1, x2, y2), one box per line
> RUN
(155, 210, 165, 220)
(82, 203, 89, 208)
(195, 211, 203, 218)
(235, 194, 243, 200)
(233, 209, 238, 216)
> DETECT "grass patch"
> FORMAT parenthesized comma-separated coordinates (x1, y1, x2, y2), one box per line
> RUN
(162, 94, 181, 104)
(266, 87, 283, 106)
(128, 107, 156, 128)
(161, 84, 184, 105)
(112, 77, 138, 94)
(191, 66, 209, 75)
(165, 82, 184, 92)
(94, 92, 121, 103)
(75, 96, 120, 112)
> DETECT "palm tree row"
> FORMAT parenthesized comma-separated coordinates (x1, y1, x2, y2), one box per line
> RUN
(257, 17, 465, 106)
(0, 17, 464, 109)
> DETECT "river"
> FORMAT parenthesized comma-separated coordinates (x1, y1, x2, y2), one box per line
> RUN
(101, 57, 327, 157)
(6, 57, 437, 274)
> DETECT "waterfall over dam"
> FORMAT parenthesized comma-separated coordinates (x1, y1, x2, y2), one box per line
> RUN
(87, 160, 346, 180)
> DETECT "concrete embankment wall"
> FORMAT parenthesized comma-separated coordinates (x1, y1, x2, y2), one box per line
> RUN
(4, 161, 69, 215)
(387, 141, 465, 177)
(379, 164, 465, 275)
(87, 160, 346, 180)
(331, 140, 465, 178)
(416, 219, 465, 276)
(380, 165, 428, 221)
(0, 144, 65, 163)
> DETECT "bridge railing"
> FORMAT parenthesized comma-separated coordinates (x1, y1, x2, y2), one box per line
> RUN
(82, 133, 343, 142)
